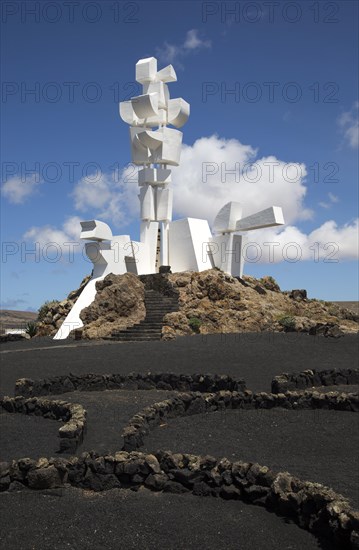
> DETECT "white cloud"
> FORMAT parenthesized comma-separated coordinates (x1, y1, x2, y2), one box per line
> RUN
(157, 29, 211, 66)
(338, 102, 359, 149)
(319, 192, 339, 209)
(171, 135, 312, 224)
(1, 174, 42, 204)
(22, 136, 358, 265)
(247, 219, 359, 263)
(328, 192, 339, 203)
(71, 165, 139, 227)
(183, 29, 211, 51)
(23, 216, 82, 260)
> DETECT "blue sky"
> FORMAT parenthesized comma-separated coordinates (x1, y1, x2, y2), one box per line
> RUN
(1, 0, 358, 311)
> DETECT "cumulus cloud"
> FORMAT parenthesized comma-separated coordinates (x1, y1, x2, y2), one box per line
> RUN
(22, 136, 358, 264)
(71, 165, 139, 227)
(23, 216, 82, 261)
(156, 29, 211, 66)
(171, 135, 312, 224)
(1, 174, 42, 204)
(246, 219, 359, 263)
(338, 102, 359, 149)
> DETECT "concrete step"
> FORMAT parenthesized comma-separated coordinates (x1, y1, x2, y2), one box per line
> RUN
(109, 289, 178, 342)
(114, 329, 162, 335)
(146, 309, 174, 312)
(145, 304, 178, 309)
(110, 335, 162, 341)
(136, 323, 163, 327)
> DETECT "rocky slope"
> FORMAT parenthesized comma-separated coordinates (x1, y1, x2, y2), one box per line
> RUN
(35, 270, 358, 339)
(80, 273, 145, 339)
(36, 275, 91, 337)
(161, 270, 358, 339)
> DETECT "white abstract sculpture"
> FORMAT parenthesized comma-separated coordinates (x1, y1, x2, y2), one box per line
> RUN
(54, 57, 284, 340)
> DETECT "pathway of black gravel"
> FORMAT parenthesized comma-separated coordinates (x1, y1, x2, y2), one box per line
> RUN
(49, 389, 174, 456)
(2, 388, 357, 508)
(0, 410, 61, 462)
(1, 333, 358, 397)
(143, 408, 359, 508)
(0, 486, 331, 550)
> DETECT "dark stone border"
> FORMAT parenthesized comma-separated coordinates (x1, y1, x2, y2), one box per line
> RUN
(0, 396, 87, 453)
(272, 369, 359, 394)
(0, 450, 358, 548)
(121, 390, 359, 451)
(14, 373, 246, 398)
(0, 334, 26, 343)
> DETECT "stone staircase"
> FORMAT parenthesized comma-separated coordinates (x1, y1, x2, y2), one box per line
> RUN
(109, 289, 179, 342)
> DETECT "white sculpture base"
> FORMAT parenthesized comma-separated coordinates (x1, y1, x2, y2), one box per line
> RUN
(54, 203, 284, 340)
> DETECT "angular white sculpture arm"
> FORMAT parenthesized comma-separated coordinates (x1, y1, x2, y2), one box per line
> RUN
(235, 206, 284, 231)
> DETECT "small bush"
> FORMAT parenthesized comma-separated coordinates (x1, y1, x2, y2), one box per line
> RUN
(188, 317, 202, 333)
(25, 321, 38, 338)
(37, 300, 59, 322)
(278, 315, 296, 331)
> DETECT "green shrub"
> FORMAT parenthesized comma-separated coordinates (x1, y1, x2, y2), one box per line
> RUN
(25, 321, 38, 338)
(278, 315, 296, 330)
(188, 317, 202, 333)
(37, 300, 59, 322)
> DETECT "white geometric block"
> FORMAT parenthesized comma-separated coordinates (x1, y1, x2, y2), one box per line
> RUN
(131, 93, 159, 119)
(167, 98, 190, 128)
(145, 108, 167, 127)
(130, 127, 152, 164)
(138, 168, 171, 185)
(80, 220, 113, 241)
(156, 64, 177, 83)
(168, 218, 214, 272)
(137, 129, 163, 150)
(210, 233, 246, 278)
(143, 81, 169, 109)
(212, 202, 243, 234)
(154, 127, 183, 165)
(139, 220, 159, 273)
(136, 57, 157, 83)
(160, 221, 170, 266)
(139, 185, 155, 220)
(119, 100, 142, 126)
(53, 277, 100, 340)
(156, 188, 173, 221)
(235, 206, 284, 232)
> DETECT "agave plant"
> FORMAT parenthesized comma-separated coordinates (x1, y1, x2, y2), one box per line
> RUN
(25, 321, 38, 338)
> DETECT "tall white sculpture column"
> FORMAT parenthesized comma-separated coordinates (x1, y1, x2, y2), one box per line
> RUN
(119, 56, 189, 272)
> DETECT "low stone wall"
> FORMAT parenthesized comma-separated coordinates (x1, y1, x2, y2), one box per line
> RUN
(0, 450, 358, 548)
(14, 373, 246, 397)
(272, 369, 359, 394)
(0, 396, 87, 453)
(122, 389, 359, 451)
(0, 333, 26, 343)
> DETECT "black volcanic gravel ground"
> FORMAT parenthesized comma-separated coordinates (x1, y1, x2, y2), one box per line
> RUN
(49, 389, 175, 455)
(1, 333, 358, 396)
(0, 487, 331, 550)
(0, 334, 358, 549)
(0, 410, 62, 461)
(143, 408, 359, 508)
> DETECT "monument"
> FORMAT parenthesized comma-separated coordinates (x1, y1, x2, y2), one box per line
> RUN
(54, 57, 284, 339)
